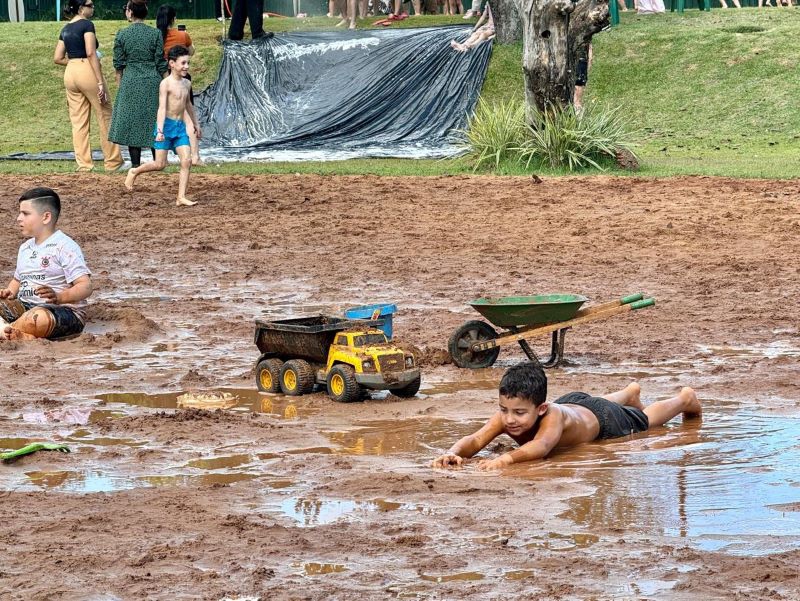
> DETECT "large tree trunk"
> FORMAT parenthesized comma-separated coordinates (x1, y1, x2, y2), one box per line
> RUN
(515, 0, 609, 114)
(491, 0, 522, 43)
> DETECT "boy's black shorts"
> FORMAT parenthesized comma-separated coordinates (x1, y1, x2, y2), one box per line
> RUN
(0, 299, 85, 340)
(555, 392, 649, 439)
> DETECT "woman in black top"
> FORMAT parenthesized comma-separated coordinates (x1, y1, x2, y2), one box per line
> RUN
(54, 0, 123, 172)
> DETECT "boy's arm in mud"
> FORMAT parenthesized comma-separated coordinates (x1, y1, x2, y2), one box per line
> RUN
(476, 406, 565, 471)
(432, 413, 505, 468)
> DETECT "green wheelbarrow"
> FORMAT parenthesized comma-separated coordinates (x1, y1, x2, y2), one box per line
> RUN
(448, 293, 655, 369)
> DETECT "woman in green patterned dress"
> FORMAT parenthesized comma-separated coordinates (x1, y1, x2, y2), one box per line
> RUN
(108, 0, 167, 167)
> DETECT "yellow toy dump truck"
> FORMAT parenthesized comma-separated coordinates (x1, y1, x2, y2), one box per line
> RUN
(254, 315, 421, 402)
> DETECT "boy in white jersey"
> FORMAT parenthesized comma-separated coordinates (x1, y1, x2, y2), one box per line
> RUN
(0, 187, 93, 340)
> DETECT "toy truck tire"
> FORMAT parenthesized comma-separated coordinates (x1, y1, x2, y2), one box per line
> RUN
(391, 374, 421, 398)
(280, 359, 315, 396)
(327, 364, 363, 403)
(256, 358, 283, 393)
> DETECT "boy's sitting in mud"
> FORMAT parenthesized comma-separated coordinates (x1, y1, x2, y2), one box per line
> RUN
(0, 187, 92, 340)
(433, 361, 701, 470)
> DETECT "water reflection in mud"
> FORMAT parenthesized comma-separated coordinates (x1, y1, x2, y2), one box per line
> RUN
(279, 497, 417, 527)
(97, 388, 309, 419)
(325, 418, 483, 456)
(12, 469, 290, 493)
(520, 404, 800, 555)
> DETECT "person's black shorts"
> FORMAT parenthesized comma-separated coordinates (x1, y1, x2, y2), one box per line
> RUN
(555, 392, 648, 439)
(575, 57, 589, 87)
(0, 299, 85, 340)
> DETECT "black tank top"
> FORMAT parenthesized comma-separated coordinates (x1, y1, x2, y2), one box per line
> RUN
(59, 19, 99, 59)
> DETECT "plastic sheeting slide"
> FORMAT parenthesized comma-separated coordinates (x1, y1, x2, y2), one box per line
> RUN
(4, 26, 491, 163)
(194, 26, 492, 162)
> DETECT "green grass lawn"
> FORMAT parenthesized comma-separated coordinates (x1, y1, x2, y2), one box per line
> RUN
(2, 10, 800, 177)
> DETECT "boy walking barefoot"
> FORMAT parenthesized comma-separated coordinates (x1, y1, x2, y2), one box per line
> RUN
(125, 45, 201, 207)
(433, 362, 701, 470)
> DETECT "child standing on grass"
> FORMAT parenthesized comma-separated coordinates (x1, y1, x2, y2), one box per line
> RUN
(124, 45, 202, 207)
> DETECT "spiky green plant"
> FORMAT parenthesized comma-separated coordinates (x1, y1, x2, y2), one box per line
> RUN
(459, 97, 527, 170)
(518, 103, 639, 170)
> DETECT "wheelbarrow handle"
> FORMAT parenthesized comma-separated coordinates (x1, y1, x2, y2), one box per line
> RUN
(620, 293, 644, 305)
(630, 298, 655, 310)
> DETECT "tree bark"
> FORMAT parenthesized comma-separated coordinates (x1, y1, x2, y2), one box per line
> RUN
(515, 0, 609, 114)
(491, 0, 522, 43)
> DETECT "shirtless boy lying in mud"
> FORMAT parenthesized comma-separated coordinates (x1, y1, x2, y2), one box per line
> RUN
(433, 361, 701, 470)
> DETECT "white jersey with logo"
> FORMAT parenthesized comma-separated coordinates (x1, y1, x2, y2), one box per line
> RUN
(13, 230, 91, 310)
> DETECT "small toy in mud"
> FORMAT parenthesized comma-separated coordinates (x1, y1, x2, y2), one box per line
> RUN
(254, 315, 421, 402)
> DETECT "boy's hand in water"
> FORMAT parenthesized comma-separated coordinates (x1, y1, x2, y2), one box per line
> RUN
(476, 455, 513, 471)
(34, 286, 59, 304)
(432, 453, 463, 469)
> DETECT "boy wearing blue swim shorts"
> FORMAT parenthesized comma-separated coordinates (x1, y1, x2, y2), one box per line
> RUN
(125, 45, 202, 207)
(1, 187, 93, 341)
(433, 362, 702, 470)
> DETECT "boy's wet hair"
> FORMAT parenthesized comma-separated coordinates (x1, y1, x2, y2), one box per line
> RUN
(168, 45, 190, 63)
(19, 187, 61, 224)
(499, 361, 547, 406)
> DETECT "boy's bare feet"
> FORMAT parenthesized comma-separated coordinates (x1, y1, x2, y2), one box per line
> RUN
(1, 326, 36, 340)
(336, 18, 347, 26)
(176, 197, 197, 207)
(124, 169, 137, 191)
(624, 382, 644, 410)
(679, 387, 702, 418)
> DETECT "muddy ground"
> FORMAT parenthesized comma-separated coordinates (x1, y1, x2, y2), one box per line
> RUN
(0, 173, 799, 600)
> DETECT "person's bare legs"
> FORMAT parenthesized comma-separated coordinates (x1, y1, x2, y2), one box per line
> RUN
(603, 382, 643, 410)
(412, 0, 421, 14)
(0, 308, 54, 340)
(125, 149, 169, 191)
(643, 387, 701, 428)
(175, 145, 196, 206)
(184, 112, 203, 166)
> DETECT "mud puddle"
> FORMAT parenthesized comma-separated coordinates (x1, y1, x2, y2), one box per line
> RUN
(278, 497, 422, 527)
(325, 418, 484, 456)
(6, 468, 292, 493)
(96, 388, 313, 418)
(523, 404, 800, 555)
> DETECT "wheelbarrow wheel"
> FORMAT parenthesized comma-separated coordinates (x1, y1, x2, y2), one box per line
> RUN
(256, 358, 283, 393)
(448, 320, 500, 369)
(327, 364, 363, 403)
(280, 359, 315, 396)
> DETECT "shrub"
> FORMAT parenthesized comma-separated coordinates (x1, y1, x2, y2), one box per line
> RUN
(459, 97, 527, 170)
(519, 103, 639, 170)
(461, 98, 639, 172)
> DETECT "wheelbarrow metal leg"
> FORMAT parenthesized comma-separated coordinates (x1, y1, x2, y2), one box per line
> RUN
(541, 329, 567, 368)
(517, 339, 542, 368)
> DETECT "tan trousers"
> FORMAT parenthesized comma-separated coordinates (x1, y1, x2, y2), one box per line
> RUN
(64, 59, 123, 171)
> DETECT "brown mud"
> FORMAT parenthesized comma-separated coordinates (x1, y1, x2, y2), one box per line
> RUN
(1, 174, 799, 599)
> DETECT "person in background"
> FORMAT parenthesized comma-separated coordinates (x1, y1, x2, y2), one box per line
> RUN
(215, 0, 232, 21)
(228, 0, 267, 40)
(156, 5, 202, 166)
(109, 0, 167, 168)
(53, 0, 123, 172)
